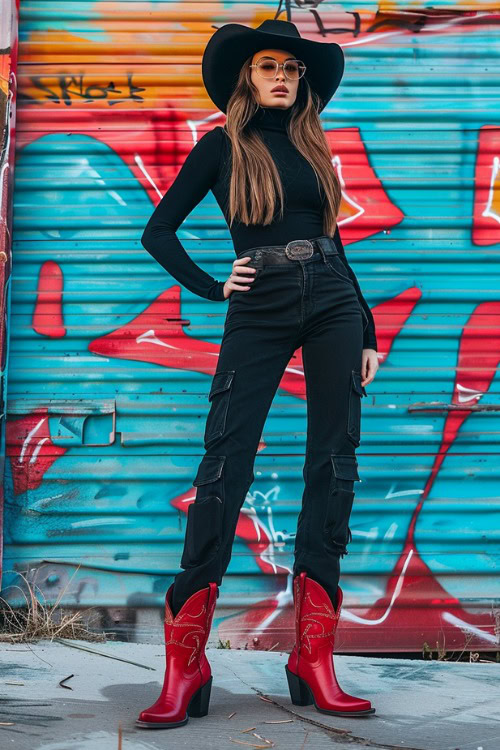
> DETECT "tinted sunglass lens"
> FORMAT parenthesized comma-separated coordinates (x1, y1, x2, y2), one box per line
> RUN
(257, 61, 278, 77)
(255, 60, 306, 79)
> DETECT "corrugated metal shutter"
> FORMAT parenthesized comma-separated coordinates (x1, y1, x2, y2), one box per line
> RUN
(0, 0, 19, 587)
(2, 2, 498, 652)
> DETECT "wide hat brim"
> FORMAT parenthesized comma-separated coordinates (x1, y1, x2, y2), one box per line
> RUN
(202, 20, 345, 115)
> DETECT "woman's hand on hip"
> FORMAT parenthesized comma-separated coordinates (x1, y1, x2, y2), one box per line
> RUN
(223, 257, 257, 299)
(361, 349, 379, 388)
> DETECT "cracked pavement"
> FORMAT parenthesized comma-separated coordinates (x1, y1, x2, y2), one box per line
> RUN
(0, 641, 499, 749)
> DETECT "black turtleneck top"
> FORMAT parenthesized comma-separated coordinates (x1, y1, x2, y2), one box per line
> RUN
(141, 105, 377, 350)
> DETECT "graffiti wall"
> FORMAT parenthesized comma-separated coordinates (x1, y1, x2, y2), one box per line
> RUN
(0, 0, 19, 585)
(1, 1, 499, 652)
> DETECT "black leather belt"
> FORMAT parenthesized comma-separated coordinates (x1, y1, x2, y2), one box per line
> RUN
(237, 236, 339, 267)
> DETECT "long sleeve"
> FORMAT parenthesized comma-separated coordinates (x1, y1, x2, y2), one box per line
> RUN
(141, 126, 226, 302)
(334, 225, 378, 351)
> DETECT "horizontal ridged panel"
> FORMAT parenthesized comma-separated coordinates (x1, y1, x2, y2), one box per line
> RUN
(2, 1, 499, 651)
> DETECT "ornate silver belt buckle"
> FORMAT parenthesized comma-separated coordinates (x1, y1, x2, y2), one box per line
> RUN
(285, 239, 314, 260)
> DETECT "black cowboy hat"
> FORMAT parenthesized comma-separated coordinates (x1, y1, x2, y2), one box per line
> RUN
(202, 19, 345, 114)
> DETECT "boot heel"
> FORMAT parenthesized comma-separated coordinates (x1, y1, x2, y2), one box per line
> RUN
(285, 665, 313, 706)
(187, 676, 212, 718)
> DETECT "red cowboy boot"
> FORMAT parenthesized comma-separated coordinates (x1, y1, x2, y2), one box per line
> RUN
(286, 572, 375, 717)
(136, 581, 218, 728)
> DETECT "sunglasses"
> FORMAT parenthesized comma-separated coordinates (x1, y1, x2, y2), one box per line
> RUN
(249, 58, 307, 81)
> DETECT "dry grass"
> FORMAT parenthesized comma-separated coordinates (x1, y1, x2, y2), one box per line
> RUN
(0, 567, 105, 644)
(421, 622, 500, 663)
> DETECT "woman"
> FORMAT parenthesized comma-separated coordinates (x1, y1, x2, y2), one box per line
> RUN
(136, 19, 379, 730)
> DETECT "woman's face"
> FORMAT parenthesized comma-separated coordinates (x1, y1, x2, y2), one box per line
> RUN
(250, 48, 299, 109)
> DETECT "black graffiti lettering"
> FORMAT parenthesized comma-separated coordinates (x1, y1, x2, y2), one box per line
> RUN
(28, 73, 145, 106)
(30, 77, 62, 103)
(293, 0, 323, 9)
(85, 81, 122, 101)
(307, 7, 439, 39)
(309, 9, 362, 38)
(107, 73, 146, 106)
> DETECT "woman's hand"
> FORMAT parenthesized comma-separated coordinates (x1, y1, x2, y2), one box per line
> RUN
(361, 348, 379, 388)
(223, 257, 257, 299)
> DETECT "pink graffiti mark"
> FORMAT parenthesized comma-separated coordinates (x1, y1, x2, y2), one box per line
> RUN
(6, 412, 67, 495)
(32, 260, 65, 338)
(218, 539, 496, 652)
(170, 488, 290, 577)
(325, 128, 405, 242)
(422, 300, 500, 501)
(473, 125, 500, 246)
(88, 286, 220, 376)
(282, 288, 418, 394)
(133, 108, 213, 208)
(88, 282, 303, 396)
(342, 359, 497, 647)
(372, 286, 421, 360)
(88, 286, 411, 394)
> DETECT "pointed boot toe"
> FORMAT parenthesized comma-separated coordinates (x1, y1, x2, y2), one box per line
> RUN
(136, 582, 217, 729)
(286, 572, 376, 717)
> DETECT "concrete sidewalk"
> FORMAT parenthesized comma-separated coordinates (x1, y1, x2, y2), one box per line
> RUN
(0, 640, 498, 750)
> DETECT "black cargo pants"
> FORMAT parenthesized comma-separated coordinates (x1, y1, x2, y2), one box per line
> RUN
(171, 235, 368, 615)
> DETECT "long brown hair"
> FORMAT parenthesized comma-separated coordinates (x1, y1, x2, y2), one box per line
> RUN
(223, 54, 342, 236)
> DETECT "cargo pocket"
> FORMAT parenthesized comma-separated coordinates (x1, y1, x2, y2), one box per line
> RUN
(324, 454, 361, 558)
(347, 369, 367, 447)
(180, 455, 226, 569)
(203, 370, 235, 447)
